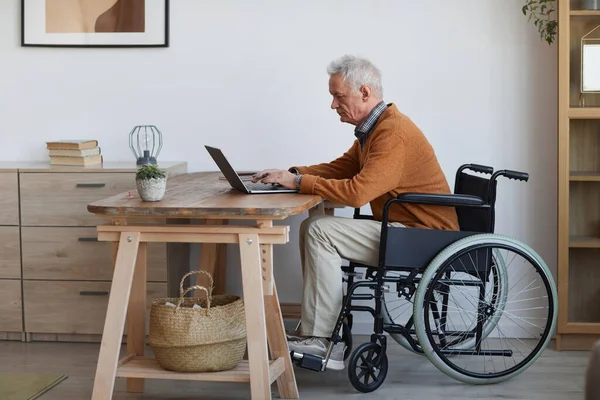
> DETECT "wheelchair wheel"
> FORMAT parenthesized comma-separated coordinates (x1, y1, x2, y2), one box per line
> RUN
(381, 271, 423, 354)
(348, 342, 388, 393)
(449, 249, 508, 350)
(413, 234, 557, 384)
(382, 256, 506, 353)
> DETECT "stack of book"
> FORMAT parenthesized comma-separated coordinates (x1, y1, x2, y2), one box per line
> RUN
(46, 140, 103, 166)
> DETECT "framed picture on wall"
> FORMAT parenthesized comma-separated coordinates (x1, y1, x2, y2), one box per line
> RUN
(21, 0, 169, 48)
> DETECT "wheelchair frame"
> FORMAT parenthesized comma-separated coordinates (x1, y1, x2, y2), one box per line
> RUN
(290, 163, 557, 392)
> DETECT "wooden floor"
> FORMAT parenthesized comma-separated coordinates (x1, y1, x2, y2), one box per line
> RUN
(0, 337, 590, 399)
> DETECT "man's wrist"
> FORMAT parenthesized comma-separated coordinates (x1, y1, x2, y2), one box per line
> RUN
(295, 174, 302, 191)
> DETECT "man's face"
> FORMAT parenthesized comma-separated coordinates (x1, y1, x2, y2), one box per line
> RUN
(329, 73, 368, 126)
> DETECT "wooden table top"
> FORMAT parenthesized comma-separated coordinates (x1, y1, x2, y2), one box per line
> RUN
(87, 171, 324, 220)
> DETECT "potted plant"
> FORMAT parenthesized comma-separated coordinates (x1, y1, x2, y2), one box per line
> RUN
(522, 0, 558, 45)
(136, 164, 167, 201)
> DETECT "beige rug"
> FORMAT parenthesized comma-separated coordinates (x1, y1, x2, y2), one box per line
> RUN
(0, 373, 67, 400)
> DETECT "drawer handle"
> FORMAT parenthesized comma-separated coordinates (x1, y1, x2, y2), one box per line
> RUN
(79, 291, 109, 296)
(76, 183, 106, 188)
(78, 237, 98, 242)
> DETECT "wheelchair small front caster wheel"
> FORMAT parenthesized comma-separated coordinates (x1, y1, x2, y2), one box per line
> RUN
(347, 342, 388, 393)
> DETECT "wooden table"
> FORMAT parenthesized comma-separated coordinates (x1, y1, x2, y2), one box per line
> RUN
(87, 171, 324, 400)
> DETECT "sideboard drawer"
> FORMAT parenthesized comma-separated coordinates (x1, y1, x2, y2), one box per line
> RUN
(0, 227, 20, 279)
(0, 280, 22, 332)
(23, 281, 167, 334)
(20, 172, 136, 226)
(21, 227, 167, 282)
(0, 172, 18, 225)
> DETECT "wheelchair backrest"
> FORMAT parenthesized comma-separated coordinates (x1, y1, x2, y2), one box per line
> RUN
(454, 172, 497, 233)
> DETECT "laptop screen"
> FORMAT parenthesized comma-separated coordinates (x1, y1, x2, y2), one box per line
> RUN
(204, 145, 249, 193)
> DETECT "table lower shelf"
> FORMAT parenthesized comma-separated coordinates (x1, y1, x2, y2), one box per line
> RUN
(116, 355, 286, 384)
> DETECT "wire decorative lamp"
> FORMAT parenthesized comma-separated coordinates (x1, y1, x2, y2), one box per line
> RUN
(580, 24, 600, 107)
(129, 125, 163, 165)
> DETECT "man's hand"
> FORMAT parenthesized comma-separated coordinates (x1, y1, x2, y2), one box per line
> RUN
(252, 169, 297, 189)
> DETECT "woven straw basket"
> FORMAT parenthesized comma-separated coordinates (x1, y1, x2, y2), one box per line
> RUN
(148, 271, 247, 372)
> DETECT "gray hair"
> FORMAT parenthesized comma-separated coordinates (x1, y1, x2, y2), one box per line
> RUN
(326, 55, 383, 98)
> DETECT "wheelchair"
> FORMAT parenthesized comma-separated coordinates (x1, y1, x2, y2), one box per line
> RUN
(290, 163, 558, 393)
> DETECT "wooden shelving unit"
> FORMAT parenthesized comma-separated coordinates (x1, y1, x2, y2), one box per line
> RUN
(569, 107, 600, 118)
(570, 10, 600, 16)
(558, 0, 600, 350)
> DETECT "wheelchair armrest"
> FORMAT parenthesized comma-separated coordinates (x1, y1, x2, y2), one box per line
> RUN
(396, 193, 486, 207)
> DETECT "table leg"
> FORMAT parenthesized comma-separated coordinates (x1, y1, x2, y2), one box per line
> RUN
(257, 221, 298, 398)
(166, 218, 191, 297)
(214, 236, 228, 295)
(239, 233, 272, 399)
(92, 232, 140, 400)
(197, 219, 227, 295)
(126, 242, 147, 393)
(265, 281, 300, 398)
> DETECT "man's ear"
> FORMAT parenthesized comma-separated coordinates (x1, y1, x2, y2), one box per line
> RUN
(360, 85, 371, 101)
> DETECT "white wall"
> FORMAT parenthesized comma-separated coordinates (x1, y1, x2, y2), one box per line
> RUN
(0, 0, 557, 333)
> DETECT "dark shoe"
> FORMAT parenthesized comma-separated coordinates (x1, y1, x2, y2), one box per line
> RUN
(287, 337, 346, 370)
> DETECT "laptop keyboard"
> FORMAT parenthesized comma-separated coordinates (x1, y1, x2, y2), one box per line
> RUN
(245, 182, 290, 191)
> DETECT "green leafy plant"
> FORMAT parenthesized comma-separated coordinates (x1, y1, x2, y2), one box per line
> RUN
(135, 164, 166, 180)
(522, 0, 557, 45)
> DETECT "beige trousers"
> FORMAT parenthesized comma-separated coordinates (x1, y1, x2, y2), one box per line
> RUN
(298, 214, 404, 337)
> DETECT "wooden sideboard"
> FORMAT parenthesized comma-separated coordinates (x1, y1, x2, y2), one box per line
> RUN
(0, 161, 187, 342)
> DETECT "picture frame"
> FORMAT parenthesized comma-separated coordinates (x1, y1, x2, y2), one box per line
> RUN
(581, 25, 600, 94)
(582, 43, 600, 93)
(21, 0, 169, 48)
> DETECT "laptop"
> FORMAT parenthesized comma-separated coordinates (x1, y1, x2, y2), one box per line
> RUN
(205, 145, 299, 194)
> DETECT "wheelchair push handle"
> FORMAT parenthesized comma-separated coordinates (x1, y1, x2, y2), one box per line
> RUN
(504, 170, 529, 181)
(467, 163, 494, 175)
(494, 169, 529, 182)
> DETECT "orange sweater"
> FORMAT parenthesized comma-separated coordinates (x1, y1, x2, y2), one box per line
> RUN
(293, 104, 459, 231)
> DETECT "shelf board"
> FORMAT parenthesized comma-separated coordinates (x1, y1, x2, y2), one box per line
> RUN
(570, 10, 600, 16)
(569, 235, 600, 248)
(116, 356, 285, 383)
(570, 171, 600, 181)
(569, 108, 600, 119)
(564, 322, 600, 334)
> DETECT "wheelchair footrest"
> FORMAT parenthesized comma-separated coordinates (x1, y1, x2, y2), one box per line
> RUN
(290, 351, 324, 372)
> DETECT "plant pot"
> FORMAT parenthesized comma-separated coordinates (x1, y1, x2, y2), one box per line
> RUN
(136, 177, 167, 201)
(580, 0, 600, 9)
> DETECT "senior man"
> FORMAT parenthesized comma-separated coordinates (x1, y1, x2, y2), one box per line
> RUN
(252, 55, 459, 370)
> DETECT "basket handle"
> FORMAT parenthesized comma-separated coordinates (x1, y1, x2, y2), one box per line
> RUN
(175, 285, 211, 312)
(179, 270, 214, 298)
